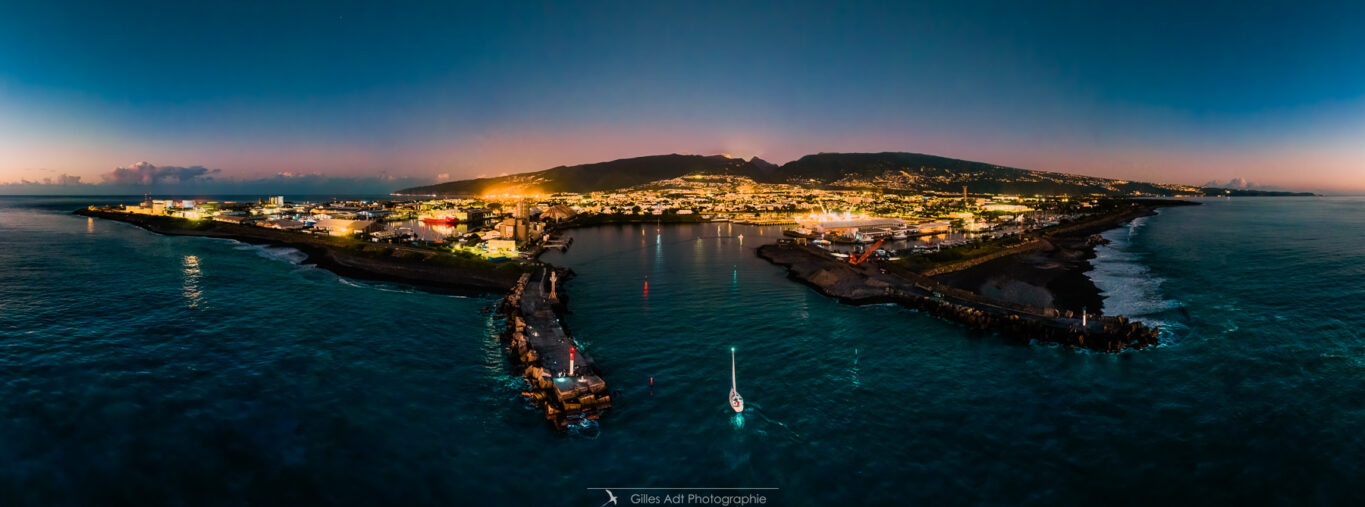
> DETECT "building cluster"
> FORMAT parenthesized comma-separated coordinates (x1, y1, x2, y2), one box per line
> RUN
(486, 175, 1089, 233)
(123, 196, 401, 237)
(113, 195, 582, 261)
(825, 166, 1207, 196)
(112, 175, 1117, 262)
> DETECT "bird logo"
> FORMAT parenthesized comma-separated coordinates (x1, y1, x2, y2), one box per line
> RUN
(600, 489, 619, 506)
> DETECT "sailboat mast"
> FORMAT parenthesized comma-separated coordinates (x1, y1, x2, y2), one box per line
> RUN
(731, 348, 737, 391)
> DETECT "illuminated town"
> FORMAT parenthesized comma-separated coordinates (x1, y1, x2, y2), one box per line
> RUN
(102, 175, 1157, 263)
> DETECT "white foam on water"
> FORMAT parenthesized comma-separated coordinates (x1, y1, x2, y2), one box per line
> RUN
(730, 412, 747, 431)
(335, 275, 471, 297)
(567, 418, 600, 439)
(1089, 215, 1181, 329)
(335, 277, 415, 294)
(229, 241, 309, 265)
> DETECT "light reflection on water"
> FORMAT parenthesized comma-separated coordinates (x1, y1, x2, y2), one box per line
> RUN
(182, 255, 203, 309)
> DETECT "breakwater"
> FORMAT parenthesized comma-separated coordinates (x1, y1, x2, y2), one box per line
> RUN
(499, 267, 611, 430)
(758, 242, 1159, 352)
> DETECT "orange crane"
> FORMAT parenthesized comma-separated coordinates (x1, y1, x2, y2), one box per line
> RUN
(849, 237, 886, 265)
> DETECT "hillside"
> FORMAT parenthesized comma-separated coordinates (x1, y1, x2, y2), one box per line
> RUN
(396, 154, 773, 195)
(778, 152, 1199, 195)
(396, 152, 1313, 197)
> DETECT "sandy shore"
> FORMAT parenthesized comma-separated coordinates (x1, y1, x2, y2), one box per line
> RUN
(76, 209, 521, 293)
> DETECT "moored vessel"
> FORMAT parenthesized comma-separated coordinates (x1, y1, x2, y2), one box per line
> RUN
(421, 216, 459, 225)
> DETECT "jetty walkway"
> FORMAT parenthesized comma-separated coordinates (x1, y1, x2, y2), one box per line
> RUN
(500, 267, 611, 430)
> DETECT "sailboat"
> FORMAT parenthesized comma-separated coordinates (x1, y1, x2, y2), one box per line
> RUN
(729, 347, 744, 413)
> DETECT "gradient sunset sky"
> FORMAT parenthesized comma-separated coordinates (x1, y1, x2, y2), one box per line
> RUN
(2, 1, 1363, 192)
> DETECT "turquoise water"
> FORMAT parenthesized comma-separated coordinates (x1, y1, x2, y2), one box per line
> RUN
(3, 196, 1364, 505)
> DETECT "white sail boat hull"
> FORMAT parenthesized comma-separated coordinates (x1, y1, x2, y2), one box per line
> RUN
(730, 349, 744, 412)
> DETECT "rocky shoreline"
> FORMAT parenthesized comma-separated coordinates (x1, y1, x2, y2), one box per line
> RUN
(75, 209, 521, 294)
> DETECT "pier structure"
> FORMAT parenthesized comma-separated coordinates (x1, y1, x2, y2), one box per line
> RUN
(522, 233, 573, 260)
(542, 234, 573, 251)
(499, 267, 610, 430)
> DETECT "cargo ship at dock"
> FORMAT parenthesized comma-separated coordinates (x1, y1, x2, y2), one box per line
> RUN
(420, 216, 459, 225)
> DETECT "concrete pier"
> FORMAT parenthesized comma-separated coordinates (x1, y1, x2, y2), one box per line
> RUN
(542, 235, 573, 251)
(499, 267, 610, 430)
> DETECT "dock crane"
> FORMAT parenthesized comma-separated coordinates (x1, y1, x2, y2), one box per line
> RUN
(849, 237, 886, 265)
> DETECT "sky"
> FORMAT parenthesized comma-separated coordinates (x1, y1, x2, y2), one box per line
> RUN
(1, 0, 1363, 193)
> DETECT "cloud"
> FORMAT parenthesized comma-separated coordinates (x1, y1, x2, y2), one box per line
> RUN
(209, 172, 439, 195)
(1203, 178, 1288, 191)
(0, 173, 91, 192)
(100, 161, 221, 185)
(3, 161, 441, 196)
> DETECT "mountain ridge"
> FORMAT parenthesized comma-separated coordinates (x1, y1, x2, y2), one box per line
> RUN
(396, 152, 1314, 197)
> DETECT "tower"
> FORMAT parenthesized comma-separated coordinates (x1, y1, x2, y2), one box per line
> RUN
(515, 198, 529, 220)
(514, 198, 530, 243)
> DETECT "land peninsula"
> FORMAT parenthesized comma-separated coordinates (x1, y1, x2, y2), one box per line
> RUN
(756, 199, 1197, 352)
(74, 208, 524, 293)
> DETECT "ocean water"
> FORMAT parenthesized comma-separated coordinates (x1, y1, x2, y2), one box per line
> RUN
(3, 196, 1365, 506)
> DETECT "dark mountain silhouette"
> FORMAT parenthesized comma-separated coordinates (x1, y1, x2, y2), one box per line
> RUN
(397, 154, 768, 195)
(748, 156, 779, 173)
(397, 152, 1313, 197)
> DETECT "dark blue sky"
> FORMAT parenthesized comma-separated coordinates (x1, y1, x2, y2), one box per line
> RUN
(2, 0, 1362, 191)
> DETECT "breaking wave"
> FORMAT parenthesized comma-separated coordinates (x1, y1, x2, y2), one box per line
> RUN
(1089, 215, 1183, 331)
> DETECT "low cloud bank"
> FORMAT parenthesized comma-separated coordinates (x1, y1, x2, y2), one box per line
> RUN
(1203, 178, 1288, 192)
(2, 162, 438, 196)
(101, 162, 220, 185)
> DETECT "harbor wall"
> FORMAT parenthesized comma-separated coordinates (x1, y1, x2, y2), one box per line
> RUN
(498, 269, 612, 430)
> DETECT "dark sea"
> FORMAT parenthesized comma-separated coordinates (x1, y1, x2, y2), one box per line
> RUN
(3, 196, 1364, 506)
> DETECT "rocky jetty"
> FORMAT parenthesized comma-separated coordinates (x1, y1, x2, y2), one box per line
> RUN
(499, 268, 611, 430)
